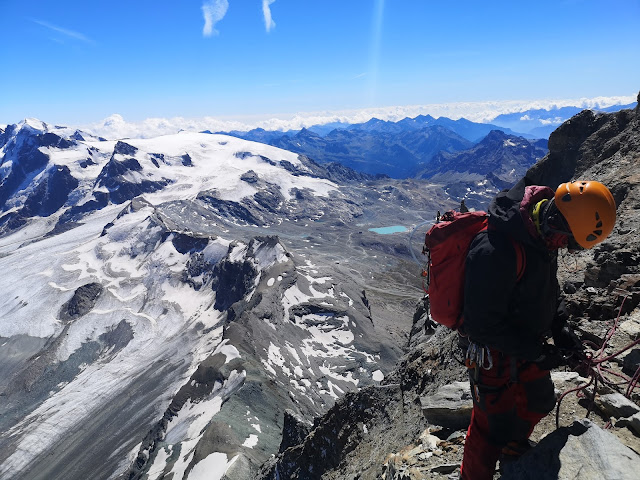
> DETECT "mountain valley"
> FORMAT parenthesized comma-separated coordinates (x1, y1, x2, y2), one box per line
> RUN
(0, 94, 639, 480)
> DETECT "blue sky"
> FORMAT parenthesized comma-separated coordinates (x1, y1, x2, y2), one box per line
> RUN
(1, 0, 639, 129)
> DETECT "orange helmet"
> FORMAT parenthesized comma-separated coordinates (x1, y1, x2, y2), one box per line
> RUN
(554, 181, 616, 249)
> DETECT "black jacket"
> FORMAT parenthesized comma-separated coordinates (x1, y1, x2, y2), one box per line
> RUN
(463, 177, 564, 360)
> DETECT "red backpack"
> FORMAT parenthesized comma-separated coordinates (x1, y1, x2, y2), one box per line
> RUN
(422, 210, 525, 330)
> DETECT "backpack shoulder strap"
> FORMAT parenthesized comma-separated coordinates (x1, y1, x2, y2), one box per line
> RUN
(486, 223, 526, 282)
(510, 238, 526, 282)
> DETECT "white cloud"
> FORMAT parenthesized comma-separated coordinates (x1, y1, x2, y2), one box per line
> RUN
(520, 114, 531, 121)
(540, 117, 564, 126)
(202, 0, 229, 37)
(76, 94, 636, 141)
(31, 19, 93, 44)
(262, 0, 277, 33)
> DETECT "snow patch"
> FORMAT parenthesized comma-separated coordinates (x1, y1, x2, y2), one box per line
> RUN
(188, 452, 239, 480)
(242, 434, 259, 448)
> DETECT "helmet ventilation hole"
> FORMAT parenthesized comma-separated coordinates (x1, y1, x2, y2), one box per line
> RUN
(562, 193, 571, 202)
(586, 234, 597, 242)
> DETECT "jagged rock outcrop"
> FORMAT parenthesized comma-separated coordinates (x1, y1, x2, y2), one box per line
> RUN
(527, 93, 640, 323)
(93, 141, 171, 204)
(279, 410, 313, 453)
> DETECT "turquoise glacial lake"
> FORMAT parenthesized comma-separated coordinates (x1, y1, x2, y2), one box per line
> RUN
(368, 226, 407, 234)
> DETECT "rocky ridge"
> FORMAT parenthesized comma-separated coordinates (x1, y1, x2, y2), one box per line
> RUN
(256, 94, 640, 479)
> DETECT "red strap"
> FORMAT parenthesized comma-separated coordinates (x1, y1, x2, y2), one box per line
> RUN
(510, 239, 526, 282)
(484, 225, 526, 282)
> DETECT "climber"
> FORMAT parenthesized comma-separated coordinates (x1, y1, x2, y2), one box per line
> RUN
(459, 178, 617, 480)
(460, 199, 469, 213)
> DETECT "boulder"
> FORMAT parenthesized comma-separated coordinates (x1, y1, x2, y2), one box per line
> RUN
(622, 348, 640, 377)
(616, 411, 640, 437)
(594, 392, 640, 420)
(420, 381, 473, 430)
(500, 419, 640, 480)
(619, 308, 640, 338)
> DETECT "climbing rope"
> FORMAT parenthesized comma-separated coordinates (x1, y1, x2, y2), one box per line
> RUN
(556, 294, 640, 428)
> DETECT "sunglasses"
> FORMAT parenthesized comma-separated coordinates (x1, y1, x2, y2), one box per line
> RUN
(542, 201, 584, 251)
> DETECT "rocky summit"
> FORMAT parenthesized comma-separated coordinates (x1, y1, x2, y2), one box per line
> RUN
(0, 95, 639, 480)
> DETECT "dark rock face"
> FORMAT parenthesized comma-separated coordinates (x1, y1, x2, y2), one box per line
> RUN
(527, 106, 639, 190)
(278, 410, 313, 453)
(26, 165, 79, 217)
(57, 142, 171, 222)
(59, 283, 104, 321)
(98, 320, 134, 355)
(170, 233, 210, 254)
(211, 254, 258, 312)
(95, 156, 163, 204)
(251, 186, 285, 213)
(198, 193, 263, 226)
(623, 348, 640, 377)
(181, 153, 193, 166)
(0, 163, 80, 234)
(258, 385, 407, 480)
(113, 140, 138, 156)
(279, 160, 309, 176)
(240, 170, 259, 183)
(0, 131, 51, 207)
(318, 161, 375, 183)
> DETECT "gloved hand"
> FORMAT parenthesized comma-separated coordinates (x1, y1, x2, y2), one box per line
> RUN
(534, 344, 566, 370)
(553, 324, 582, 351)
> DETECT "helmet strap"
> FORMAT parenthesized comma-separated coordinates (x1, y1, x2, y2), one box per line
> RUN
(532, 199, 548, 237)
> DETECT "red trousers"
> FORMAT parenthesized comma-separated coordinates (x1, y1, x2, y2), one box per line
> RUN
(460, 353, 555, 480)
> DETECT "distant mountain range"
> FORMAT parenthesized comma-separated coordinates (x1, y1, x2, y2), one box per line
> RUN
(220, 116, 548, 179)
(218, 102, 635, 181)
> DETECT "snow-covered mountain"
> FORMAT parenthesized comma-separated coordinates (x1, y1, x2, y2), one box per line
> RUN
(0, 119, 456, 479)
